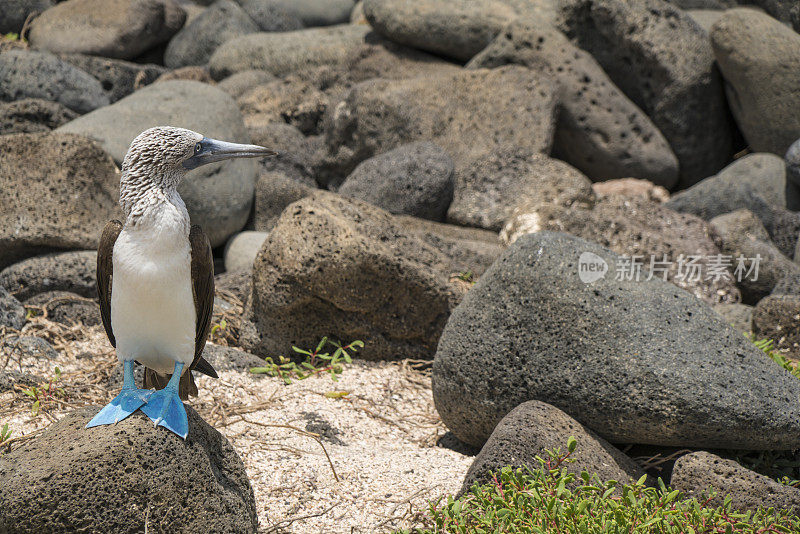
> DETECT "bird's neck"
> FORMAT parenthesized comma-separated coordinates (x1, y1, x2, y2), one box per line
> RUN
(119, 167, 189, 231)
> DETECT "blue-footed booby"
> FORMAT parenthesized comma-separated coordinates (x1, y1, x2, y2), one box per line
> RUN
(86, 126, 275, 439)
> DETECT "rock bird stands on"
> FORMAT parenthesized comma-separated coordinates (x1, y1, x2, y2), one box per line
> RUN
(86, 126, 275, 439)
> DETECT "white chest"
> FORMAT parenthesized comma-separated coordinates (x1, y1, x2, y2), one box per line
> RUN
(110, 200, 196, 373)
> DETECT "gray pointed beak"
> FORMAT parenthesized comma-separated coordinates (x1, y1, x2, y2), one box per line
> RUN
(183, 137, 277, 170)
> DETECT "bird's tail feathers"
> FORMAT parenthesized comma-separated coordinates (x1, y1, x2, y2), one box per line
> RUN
(143, 368, 198, 400)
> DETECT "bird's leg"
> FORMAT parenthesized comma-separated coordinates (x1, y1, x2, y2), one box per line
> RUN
(140, 362, 189, 439)
(86, 360, 152, 429)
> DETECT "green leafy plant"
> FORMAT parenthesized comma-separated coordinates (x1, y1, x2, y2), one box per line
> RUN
(21, 367, 65, 416)
(454, 271, 476, 284)
(0, 423, 11, 447)
(401, 441, 800, 534)
(3, 32, 19, 41)
(250, 338, 363, 384)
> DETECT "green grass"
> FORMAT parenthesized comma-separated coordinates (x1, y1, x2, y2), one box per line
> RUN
(401, 443, 800, 534)
(249, 337, 363, 384)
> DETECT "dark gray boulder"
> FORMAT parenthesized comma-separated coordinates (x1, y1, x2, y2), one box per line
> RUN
(24, 291, 101, 327)
(0, 133, 120, 270)
(164, 0, 259, 68)
(710, 209, 800, 303)
(237, 0, 304, 31)
(666, 174, 800, 257)
(432, 231, 800, 448)
(0, 335, 57, 362)
(217, 69, 277, 99)
(753, 295, 800, 360)
(253, 171, 314, 231)
(0, 0, 54, 34)
(468, 19, 679, 188)
(502, 195, 741, 305)
(0, 250, 97, 301)
(447, 148, 595, 232)
(319, 66, 557, 185)
(28, 0, 186, 60)
(208, 24, 370, 79)
(0, 50, 109, 114)
(247, 123, 317, 183)
(250, 191, 479, 361)
(267, 0, 354, 27)
(201, 343, 266, 372)
(787, 138, 800, 190)
(57, 53, 166, 103)
(713, 303, 753, 334)
(462, 400, 645, 494)
(557, 0, 733, 186)
(0, 407, 258, 533)
(0, 98, 77, 134)
(338, 142, 454, 221)
(710, 9, 800, 156)
(702, 153, 800, 212)
(363, 0, 516, 61)
(0, 287, 25, 330)
(671, 451, 800, 512)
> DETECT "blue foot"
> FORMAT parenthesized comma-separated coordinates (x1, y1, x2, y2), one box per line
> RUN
(140, 387, 188, 439)
(140, 362, 188, 439)
(86, 387, 152, 428)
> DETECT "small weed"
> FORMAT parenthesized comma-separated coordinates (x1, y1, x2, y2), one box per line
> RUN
(454, 271, 475, 284)
(21, 367, 65, 416)
(750, 335, 800, 379)
(210, 318, 227, 338)
(0, 423, 11, 446)
(3, 32, 19, 41)
(250, 337, 363, 384)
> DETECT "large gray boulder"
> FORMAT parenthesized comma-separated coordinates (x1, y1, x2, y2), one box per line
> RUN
(671, 451, 800, 512)
(57, 81, 256, 247)
(0, 98, 78, 134)
(0, 287, 25, 330)
(0, 50, 109, 114)
(557, 0, 733, 187)
(710, 9, 800, 156)
(462, 400, 645, 494)
(265, 0, 354, 26)
(0, 407, 258, 533)
(337, 142, 455, 221)
(164, 0, 259, 68)
(56, 54, 166, 104)
(253, 172, 315, 231)
(0, 0, 54, 34)
(433, 231, 800, 448)
(710, 209, 800, 303)
(208, 24, 370, 79)
(468, 20, 679, 188)
(0, 250, 97, 300)
(447, 148, 595, 232)
(0, 133, 120, 270)
(236, 0, 304, 31)
(250, 191, 484, 360)
(363, 0, 517, 61)
(28, 0, 186, 60)
(502, 195, 741, 305)
(320, 66, 557, 185)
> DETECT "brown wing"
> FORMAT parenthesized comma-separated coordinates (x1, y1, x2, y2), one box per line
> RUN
(189, 225, 217, 378)
(97, 220, 123, 348)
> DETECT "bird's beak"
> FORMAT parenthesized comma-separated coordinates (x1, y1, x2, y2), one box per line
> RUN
(183, 137, 277, 170)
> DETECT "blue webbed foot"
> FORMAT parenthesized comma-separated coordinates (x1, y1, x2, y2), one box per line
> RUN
(140, 387, 188, 439)
(86, 387, 152, 428)
(140, 362, 188, 439)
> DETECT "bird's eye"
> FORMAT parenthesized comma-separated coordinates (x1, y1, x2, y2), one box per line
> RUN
(194, 142, 202, 154)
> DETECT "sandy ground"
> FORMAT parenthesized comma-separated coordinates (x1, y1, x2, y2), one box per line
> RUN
(0, 319, 474, 533)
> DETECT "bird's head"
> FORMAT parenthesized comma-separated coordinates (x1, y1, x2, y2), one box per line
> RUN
(121, 126, 276, 189)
